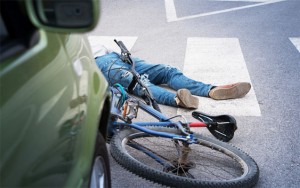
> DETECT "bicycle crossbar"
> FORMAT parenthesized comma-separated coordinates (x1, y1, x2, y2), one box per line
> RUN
(113, 122, 187, 140)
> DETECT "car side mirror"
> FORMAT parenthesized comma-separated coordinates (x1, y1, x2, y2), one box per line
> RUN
(26, 0, 100, 33)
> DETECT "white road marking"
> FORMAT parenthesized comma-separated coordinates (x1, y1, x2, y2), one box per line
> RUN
(212, 0, 273, 2)
(178, 38, 261, 116)
(289, 38, 300, 53)
(165, 0, 286, 22)
(164, 0, 177, 23)
(88, 36, 138, 53)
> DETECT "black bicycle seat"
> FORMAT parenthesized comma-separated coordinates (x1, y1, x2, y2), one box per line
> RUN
(192, 111, 237, 142)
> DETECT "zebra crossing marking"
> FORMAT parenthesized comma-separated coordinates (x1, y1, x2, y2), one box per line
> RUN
(289, 38, 300, 53)
(177, 37, 261, 116)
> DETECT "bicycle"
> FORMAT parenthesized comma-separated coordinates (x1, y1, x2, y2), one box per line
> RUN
(108, 39, 259, 188)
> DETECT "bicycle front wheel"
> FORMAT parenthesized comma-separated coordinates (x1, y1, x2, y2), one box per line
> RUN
(110, 126, 259, 188)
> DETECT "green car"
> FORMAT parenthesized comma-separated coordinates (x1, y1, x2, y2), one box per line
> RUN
(0, 0, 111, 187)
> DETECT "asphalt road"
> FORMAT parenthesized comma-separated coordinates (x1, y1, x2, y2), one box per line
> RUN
(89, 0, 300, 187)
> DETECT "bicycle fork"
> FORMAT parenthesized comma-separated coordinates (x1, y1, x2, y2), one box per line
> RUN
(174, 140, 192, 166)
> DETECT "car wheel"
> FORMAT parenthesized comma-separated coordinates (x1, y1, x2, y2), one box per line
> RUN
(89, 133, 111, 188)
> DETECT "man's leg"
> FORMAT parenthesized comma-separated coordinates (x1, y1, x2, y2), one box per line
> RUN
(96, 54, 199, 108)
(132, 75, 198, 108)
(152, 65, 251, 100)
(133, 58, 213, 97)
(134, 58, 251, 100)
(95, 53, 133, 88)
(132, 75, 177, 107)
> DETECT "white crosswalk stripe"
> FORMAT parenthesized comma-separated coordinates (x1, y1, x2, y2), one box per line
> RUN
(212, 0, 277, 2)
(177, 38, 261, 116)
(289, 38, 300, 53)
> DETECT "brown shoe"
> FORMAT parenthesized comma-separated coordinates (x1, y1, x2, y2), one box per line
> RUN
(175, 89, 199, 109)
(209, 82, 251, 100)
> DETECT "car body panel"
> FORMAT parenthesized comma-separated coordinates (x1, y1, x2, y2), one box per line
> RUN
(0, 23, 110, 188)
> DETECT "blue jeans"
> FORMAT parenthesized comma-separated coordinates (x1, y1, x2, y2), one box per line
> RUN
(95, 52, 213, 107)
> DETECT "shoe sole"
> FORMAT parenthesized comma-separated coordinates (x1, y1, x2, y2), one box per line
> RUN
(210, 82, 251, 100)
(177, 89, 199, 109)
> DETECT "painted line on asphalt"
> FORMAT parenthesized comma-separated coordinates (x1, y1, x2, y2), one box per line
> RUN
(212, 0, 274, 2)
(178, 38, 261, 116)
(289, 38, 300, 53)
(164, 0, 177, 22)
(165, 0, 286, 22)
(88, 36, 138, 53)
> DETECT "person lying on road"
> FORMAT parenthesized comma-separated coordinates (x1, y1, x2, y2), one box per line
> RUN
(93, 45, 251, 109)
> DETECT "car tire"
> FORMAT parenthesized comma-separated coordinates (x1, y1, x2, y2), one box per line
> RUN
(88, 133, 111, 188)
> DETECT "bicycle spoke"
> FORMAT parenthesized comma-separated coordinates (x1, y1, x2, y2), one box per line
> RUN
(132, 138, 177, 156)
(189, 145, 243, 180)
(111, 127, 259, 187)
(125, 135, 244, 181)
(127, 139, 175, 169)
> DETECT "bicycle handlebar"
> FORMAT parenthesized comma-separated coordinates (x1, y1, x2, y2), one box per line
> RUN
(114, 40, 130, 54)
(114, 39, 161, 112)
(114, 39, 132, 65)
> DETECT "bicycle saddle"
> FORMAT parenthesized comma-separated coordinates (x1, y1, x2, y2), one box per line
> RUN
(192, 111, 237, 142)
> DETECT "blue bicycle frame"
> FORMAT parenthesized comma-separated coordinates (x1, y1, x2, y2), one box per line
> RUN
(109, 87, 198, 144)
(109, 39, 237, 144)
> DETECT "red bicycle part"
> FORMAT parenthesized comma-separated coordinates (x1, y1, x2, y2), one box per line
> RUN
(188, 122, 207, 127)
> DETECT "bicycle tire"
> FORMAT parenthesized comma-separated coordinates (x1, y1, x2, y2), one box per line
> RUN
(110, 126, 259, 188)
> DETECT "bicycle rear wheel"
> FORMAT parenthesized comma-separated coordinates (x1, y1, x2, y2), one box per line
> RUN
(110, 126, 259, 188)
